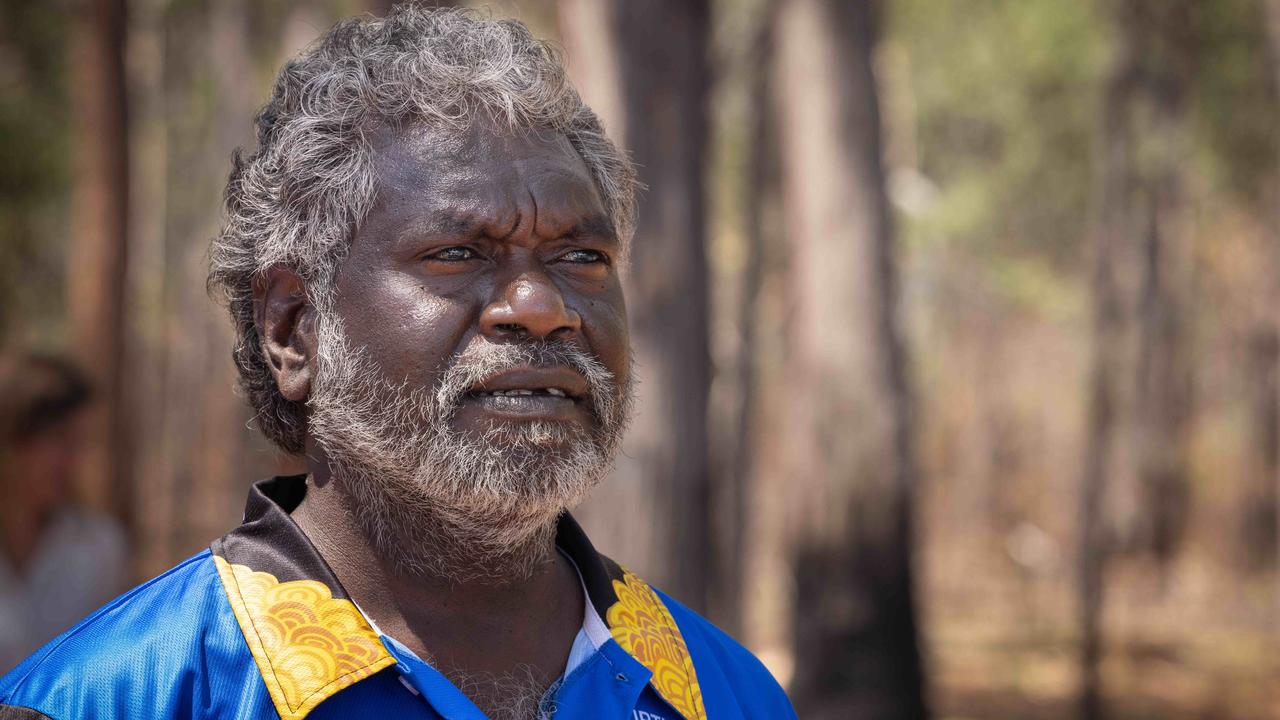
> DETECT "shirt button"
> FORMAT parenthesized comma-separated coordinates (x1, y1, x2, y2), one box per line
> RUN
(615, 672, 628, 683)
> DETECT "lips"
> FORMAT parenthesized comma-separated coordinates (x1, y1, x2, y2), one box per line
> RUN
(460, 365, 591, 422)
(472, 387, 570, 398)
(466, 366, 589, 402)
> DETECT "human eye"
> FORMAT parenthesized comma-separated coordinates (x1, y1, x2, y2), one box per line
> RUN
(559, 248, 608, 265)
(425, 246, 480, 262)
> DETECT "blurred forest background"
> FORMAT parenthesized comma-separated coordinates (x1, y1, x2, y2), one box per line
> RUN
(2, 0, 1279, 717)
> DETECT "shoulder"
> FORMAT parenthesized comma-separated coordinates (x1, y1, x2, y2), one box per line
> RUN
(655, 589, 797, 720)
(0, 551, 270, 720)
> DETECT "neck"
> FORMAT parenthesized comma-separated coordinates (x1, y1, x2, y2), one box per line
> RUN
(290, 462, 584, 688)
(291, 469, 563, 603)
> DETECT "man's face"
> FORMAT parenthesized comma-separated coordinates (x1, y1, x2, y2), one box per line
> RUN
(302, 120, 632, 575)
(330, 120, 631, 442)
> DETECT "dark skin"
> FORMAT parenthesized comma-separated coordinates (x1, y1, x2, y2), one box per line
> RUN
(254, 119, 631, 711)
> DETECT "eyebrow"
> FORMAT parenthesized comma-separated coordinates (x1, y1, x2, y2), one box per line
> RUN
(392, 212, 488, 246)
(559, 215, 619, 244)
(429, 213, 489, 238)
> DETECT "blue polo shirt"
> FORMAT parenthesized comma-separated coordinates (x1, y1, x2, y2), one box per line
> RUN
(0, 477, 795, 719)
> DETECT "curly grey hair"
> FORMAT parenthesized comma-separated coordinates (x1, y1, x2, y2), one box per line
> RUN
(208, 6, 637, 454)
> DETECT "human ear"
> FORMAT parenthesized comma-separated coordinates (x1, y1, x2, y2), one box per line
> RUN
(252, 267, 317, 403)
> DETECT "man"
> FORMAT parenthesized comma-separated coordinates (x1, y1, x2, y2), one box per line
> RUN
(0, 7, 793, 720)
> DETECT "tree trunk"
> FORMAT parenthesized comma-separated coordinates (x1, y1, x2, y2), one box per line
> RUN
(1264, 0, 1280, 594)
(709, 6, 781, 638)
(1242, 325, 1279, 571)
(557, 0, 713, 610)
(126, 0, 171, 580)
(68, 0, 131, 526)
(774, 1, 926, 717)
(1079, 2, 1196, 717)
(131, 0, 288, 577)
(1078, 65, 1127, 715)
(1130, 6, 1195, 567)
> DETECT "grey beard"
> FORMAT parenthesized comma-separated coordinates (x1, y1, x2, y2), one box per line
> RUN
(306, 310, 632, 583)
(452, 665, 559, 720)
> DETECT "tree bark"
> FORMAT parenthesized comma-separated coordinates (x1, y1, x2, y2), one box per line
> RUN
(131, 0, 289, 577)
(1078, 67, 1126, 714)
(1242, 325, 1279, 571)
(1130, 4, 1195, 566)
(558, 0, 713, 610)
(1263, 0, 1280, 594)
(125, 0, 171, 580)
(709, 6, 781, 638)
(1079, 2, 1196, 717)
(774, 1, 926, 717)
(68, 0, 131, 526)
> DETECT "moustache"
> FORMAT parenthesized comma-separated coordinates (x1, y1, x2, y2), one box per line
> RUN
(433, 340, 622, 430)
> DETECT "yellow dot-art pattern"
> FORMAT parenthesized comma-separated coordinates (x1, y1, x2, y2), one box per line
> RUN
(213, 556, 395, 720)
(607, 569, 708, 720)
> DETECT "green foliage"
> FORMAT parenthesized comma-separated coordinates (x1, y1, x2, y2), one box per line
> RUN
(889, 0, 1278, 314)
(887, 0, 1106, 312)
(1190, 0, 1279, 212)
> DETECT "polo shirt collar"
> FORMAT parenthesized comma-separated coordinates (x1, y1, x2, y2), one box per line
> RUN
(210, 476, 708, 720)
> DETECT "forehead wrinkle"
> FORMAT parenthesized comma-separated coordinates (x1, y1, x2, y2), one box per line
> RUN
(525, 185, 539, 242)
(394, 206, 524, 246)
(374, 121, 606, 247)
(516, 167, 609, 242)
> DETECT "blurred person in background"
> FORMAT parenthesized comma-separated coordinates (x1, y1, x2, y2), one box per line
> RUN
(0, 352, 127, 673)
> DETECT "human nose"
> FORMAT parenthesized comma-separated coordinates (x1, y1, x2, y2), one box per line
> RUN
(479, 269, 582, 341)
